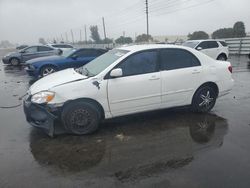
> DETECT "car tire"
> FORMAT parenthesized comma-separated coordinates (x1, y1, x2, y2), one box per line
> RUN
(61, 101, 101, 135)
(217, 54, 227, 61)
(192, 86, 217, 113)
(10, 58, 20, 66)
(40, 65, 57, 77)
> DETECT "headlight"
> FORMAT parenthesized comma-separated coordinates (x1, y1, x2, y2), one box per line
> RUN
(31, 91, 55, 104)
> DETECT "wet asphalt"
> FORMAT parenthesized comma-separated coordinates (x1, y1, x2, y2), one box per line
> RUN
(0, 49, 250, 188)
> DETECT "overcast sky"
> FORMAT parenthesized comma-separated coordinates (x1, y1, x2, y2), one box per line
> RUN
(0, 0, 249, 44)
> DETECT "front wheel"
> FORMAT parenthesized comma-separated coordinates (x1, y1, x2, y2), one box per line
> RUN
(192, 86, 217, 113)
(61, 101, 100, 135)
(10, 58, 20, 66)
(40, 65, 57, 77)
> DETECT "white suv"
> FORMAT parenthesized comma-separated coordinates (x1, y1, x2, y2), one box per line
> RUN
(23, 44, 234, 136)
(183, 40, 229, 61)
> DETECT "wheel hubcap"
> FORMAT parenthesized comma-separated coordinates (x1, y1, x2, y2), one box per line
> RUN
(71, 109, 91, 130)
(11, 59, 18, 65)
(199, 91, 214, 108)
(42, 67, 55, 76)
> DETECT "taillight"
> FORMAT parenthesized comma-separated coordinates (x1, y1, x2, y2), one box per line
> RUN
(228, 66, 232, 73)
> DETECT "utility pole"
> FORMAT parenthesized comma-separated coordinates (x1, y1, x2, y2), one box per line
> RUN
(71, 29, 75, 44)
(84, 25, 87, 43)
(145, 0, 149, 42)
(65, 32, 68, 42)
(80, 29, 82, 42)
(61, 34, 64, 42)
(102, 17, 107, 40)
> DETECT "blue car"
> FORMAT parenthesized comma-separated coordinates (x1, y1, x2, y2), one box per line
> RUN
(25, 48, 107, 77)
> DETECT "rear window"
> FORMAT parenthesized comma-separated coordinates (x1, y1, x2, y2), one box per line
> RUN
(219, 41, 228, 47)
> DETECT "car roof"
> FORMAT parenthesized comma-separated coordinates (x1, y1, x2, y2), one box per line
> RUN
(185, 39, 222, 43)
(117, 44, 192, 52)
(47, 43, 72, 46)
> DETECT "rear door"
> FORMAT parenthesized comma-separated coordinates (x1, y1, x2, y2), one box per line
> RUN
(160, 48, 202, 108)
(37, 46, 56, 57)
(107, 50, 161, 117)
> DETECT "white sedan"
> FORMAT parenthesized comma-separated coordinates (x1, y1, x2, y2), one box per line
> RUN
(23, 44, 234, 136)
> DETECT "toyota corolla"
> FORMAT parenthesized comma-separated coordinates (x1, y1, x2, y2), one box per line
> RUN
(23, 44, 234, 136)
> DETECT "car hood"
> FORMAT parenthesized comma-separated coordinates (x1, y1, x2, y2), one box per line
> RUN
(25, 55, 64, 65)
(6, 51, 20, 57)
(29, 68, 87, 95)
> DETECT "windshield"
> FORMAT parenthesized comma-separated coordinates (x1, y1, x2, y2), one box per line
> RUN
(182, 41, 199, 48)
(76, 49, 129, 77)
(61, 48, 77, 57)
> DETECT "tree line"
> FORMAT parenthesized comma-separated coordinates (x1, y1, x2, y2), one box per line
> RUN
(40, 21, 247, 45)
(188, 21, 247, 40)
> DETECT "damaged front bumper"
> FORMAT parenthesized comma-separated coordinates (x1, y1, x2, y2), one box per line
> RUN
(23, 99, 60, 137)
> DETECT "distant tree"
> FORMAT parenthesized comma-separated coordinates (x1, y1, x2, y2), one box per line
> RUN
(233, 21, 246, 38)
(187, 31, 209, 40)
(212, 28, 235, 39)
(102, 38, 113, 44)
(90, 25, 101, 43)
(38, 38, 46, 45)
(135, 34, 153, 43)
(0, 40, 14, 48)
(115, 36, 133, 44)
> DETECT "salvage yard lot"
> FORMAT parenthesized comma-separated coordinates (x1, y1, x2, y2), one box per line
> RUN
(1, 49, 250, 188)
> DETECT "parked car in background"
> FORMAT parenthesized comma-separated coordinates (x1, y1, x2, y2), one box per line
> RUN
(23, 44, 234, 136)
(16, 45, 29, 50)
(2, 45, 60, 66)
(46, 43, 74, 53)
(182, 40, 229, 61)
(25, 48, 107, 77)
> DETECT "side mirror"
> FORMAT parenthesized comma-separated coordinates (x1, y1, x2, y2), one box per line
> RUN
(57, 49, 63, 55)
(110, 68, 123, 78)
(197, 47, 203, 51)
(20, 50, 25, 53)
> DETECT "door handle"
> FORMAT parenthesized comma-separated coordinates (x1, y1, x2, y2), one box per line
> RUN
(192, 70, 200, 74)
(149, 75, 160, 80)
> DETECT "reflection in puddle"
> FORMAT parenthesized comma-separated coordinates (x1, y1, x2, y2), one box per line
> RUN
(29, 111, 228, 181)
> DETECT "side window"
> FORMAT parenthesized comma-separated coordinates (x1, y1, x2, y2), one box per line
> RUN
(24, 47, 38, 53)
(74, 49, 98, 57)
(117, 51, 158, 77)
(160, 49, 200, 71)
(197, 42, 208, 49)
(38, 46, 53, 52)
(207, 41, 219, 49)
(219, 41, 227, 47)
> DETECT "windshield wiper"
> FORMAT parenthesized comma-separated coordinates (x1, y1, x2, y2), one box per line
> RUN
(76, 67, 94, 77)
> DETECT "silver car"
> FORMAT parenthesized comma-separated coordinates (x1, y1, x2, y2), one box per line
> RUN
(2, 45, 60, 66)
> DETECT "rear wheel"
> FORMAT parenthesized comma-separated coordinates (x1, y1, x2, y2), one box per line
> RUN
(192, 86, 217, 113)
(40, 65, 57, 77)
(217, 54, 227, 61)
(10, 58, 20, 66)
(61, 101, 100, 135)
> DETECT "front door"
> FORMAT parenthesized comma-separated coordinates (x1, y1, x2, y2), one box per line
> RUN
(22, 46, 38, 61)
(197, 41, 219, 59)
(107, 50, 161, 117)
